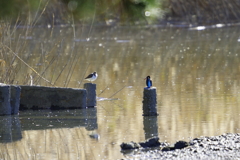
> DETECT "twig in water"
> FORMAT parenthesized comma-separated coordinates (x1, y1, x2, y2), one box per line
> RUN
(65, 43, 77, 87)
(109, 85, 126, 98)
(97, 103, 110, 115)
(53, 61, 68, 86)
(50, 39, 63, 83)
(97, 85, 109, 97)
(63, 45, 76, 88)
(34, 55, 57, 85)
(71, 13, 76, 38)
(29, 74, 33, 86)
(32, 0, 50, 27)
(77, 63, 89, 88)
(3, 45, 55, 86)
(110, 100, 124, 109)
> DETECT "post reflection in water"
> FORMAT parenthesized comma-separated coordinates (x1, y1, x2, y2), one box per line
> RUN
(143, 116, 158, 140)
(86, 107, 100, 140)
(0, 116, 22, 143)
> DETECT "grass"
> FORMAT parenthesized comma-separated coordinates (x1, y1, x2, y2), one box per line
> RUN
(165, 0, 240, 25)
(1, 1, 240, 87)
(0, 6, 89, 87)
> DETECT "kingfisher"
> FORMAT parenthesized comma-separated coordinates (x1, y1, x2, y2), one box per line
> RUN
(85, 71, 98, 82)
(145, 76, 152, 88)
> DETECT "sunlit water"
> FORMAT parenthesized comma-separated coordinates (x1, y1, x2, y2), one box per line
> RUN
(1, 25, 240, 159)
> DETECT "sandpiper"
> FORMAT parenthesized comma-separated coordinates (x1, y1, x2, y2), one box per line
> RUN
(145, 76, 152, 88)
(85, 71, 98, 82)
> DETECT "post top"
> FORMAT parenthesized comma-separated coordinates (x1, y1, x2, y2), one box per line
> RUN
(84, 83, 96, 86)
(144, 87, 156, 90)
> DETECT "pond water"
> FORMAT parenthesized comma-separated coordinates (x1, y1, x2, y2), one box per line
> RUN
(1, 25, 240, 159)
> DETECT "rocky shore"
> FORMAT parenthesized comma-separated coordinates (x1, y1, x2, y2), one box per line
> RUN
(121, 133, 240, 160)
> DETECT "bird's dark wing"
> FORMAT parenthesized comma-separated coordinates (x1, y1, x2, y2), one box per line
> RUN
(85, 73, 93, 79)
(150, 80, 152, 86)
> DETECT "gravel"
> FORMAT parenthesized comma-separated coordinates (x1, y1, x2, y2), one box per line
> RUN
(121, 133, 240, 160)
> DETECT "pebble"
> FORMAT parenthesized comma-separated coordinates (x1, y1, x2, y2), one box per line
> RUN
(121, 133, 240, 160)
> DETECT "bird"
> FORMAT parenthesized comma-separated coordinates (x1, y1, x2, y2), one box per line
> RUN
(85, 71, 98, 82)
(145, 76, 152, 88)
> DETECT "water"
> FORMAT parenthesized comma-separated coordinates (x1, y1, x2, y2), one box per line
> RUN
(1, 25, 240, 159)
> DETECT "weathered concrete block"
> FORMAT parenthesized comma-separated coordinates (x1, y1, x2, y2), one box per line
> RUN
(84, 83, 96, 107)
(20, 85, 87, 109)
(10, 85, 21, 114)
(0, 85, 11, 115)
(142, 87, 158, 116)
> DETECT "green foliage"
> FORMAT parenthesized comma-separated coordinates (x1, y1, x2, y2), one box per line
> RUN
(0, 0, 20, 18)
(0, 0, 166, 25)
(0, 0, 41, 19)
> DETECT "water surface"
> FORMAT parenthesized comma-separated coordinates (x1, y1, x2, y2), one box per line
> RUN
(1, 25, 240, 159)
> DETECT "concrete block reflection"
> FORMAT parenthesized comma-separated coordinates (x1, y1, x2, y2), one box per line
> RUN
(0, 108, 98, 143)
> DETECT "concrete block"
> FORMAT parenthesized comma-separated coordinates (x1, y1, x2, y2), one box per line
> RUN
(142, 87, 158, 116)
(0, 85, 11, 115)
(10, 85, 21, 114)
(84, 83, 96, 107)
(20, 85, 87, 109)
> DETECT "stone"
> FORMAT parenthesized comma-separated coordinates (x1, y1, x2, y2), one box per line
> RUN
(162, 146, 175, 151)
(139, 137, 161, 148)
(174, 140, 190, 149)
(120, 141, 140, 150)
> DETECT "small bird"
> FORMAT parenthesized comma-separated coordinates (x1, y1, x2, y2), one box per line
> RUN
(145, 76, 152, 88)
(85, 71, 98, 82)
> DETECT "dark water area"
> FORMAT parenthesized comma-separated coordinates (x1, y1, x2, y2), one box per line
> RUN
(1, 25, 240, 159)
